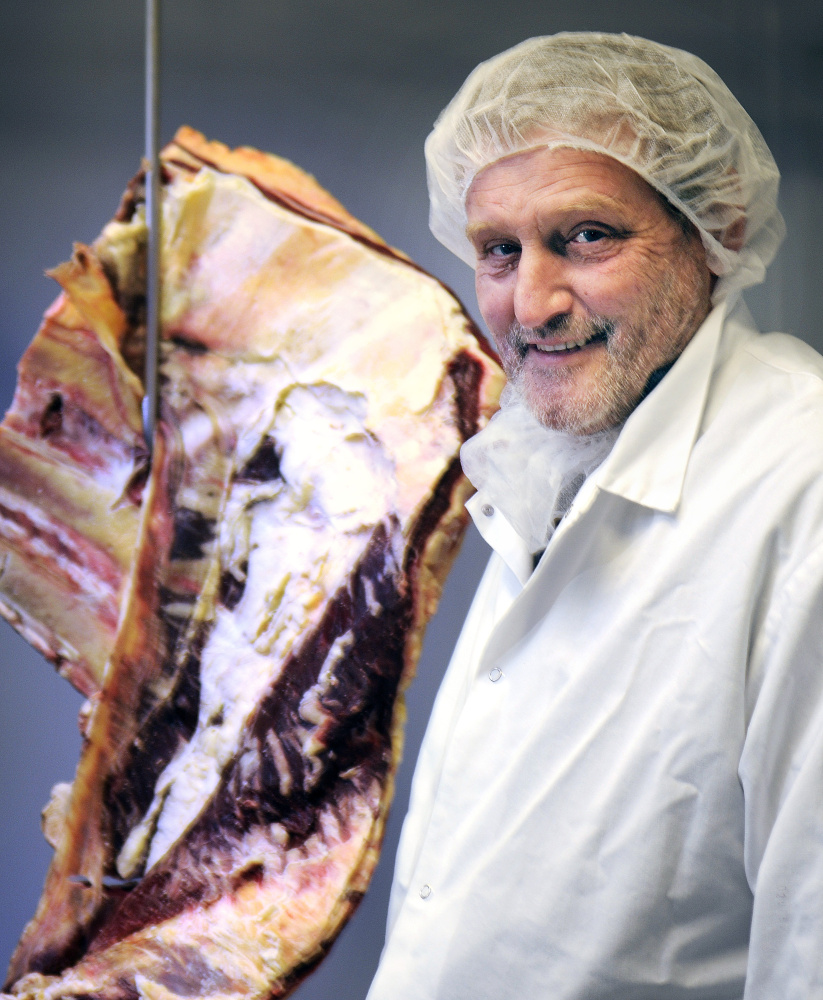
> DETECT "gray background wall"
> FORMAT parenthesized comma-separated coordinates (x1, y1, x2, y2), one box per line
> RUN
(1, 2, 821, 997)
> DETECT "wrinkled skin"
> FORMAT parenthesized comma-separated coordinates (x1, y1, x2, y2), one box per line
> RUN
(466, 147, 714, 434)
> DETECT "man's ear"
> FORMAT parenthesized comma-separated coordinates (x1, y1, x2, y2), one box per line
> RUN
(722, 215, 746, 254)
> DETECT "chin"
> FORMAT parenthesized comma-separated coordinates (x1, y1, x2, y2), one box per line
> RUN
(513, 366, 640, 436)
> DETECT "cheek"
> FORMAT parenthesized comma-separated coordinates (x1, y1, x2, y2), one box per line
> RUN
(574, 263, 652, 315)
(474, 275, 514, 337)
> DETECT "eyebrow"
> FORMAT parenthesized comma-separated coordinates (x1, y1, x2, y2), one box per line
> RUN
(465, 195, 627, 243)
(465, 222, 504, 243)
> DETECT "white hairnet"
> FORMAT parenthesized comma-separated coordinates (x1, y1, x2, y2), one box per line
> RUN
(426, 32, 785, 299)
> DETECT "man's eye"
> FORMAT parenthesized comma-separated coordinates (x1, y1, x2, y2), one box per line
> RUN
(488, 242, 520, 257)
(569, 228, 607, 244)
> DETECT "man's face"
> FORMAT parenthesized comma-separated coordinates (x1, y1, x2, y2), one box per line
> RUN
(465, 147, 714, 434)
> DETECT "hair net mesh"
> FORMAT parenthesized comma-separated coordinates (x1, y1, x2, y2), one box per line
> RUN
(426, 32, 785, 298)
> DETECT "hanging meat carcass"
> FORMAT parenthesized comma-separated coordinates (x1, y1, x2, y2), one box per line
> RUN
(0, 127, 502, 1000)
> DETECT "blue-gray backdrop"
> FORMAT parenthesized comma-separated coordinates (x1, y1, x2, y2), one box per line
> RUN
(1, 2, 821, 997)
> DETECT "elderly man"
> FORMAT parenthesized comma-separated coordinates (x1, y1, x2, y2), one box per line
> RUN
(367, 32, 823, 999)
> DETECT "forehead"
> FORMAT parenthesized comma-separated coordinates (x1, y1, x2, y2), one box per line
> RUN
(465, 146, 666, 228)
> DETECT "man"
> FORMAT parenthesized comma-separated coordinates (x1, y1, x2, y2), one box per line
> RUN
(367, 32, 823, 999)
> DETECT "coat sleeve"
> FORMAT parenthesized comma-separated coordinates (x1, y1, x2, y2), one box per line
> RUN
(739, 538, 823, 998)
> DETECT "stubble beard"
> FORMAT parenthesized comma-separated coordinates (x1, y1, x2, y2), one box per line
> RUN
(503, 262, 711, 436)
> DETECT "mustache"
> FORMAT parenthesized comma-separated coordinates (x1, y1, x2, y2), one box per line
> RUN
(510, 315, 615, 356)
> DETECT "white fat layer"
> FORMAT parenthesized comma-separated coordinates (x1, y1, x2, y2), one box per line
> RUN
(112, 165, 485, 878)
(155, 168, 473, 508)
(116, 384, 397, 878)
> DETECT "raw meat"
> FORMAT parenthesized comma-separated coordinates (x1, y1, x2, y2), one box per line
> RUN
(0, 128, 502, 999)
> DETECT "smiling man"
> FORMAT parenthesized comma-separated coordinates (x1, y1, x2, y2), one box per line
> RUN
(367, 33, 823, 1000)
(466, 146, 712, 433)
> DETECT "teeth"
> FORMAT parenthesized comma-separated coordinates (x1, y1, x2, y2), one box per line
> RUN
(534, 337, 590, 353)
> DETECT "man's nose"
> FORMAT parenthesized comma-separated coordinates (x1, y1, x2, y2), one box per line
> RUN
(512, 250, 574, 331)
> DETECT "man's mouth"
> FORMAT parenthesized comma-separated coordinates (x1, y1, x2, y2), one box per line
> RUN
(526, 328, 610, 355)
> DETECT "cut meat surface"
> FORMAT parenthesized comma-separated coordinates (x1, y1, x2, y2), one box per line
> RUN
(1, 128, 502, 999)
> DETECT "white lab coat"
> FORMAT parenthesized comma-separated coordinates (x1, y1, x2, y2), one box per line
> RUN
(367, 299, 823, 999)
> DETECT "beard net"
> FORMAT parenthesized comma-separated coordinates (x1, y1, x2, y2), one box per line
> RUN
(425, 32, 785, 301)
(460, 384, 621, 553)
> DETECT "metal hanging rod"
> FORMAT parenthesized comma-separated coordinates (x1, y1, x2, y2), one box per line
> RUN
(142, 0, 161, 451)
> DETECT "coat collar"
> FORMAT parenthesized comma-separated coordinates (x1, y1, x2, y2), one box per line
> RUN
(468, 297, 751, 584)
(589, 299, 731, 514)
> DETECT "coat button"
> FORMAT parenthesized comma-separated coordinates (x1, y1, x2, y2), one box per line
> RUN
(419, 884, 432, 899)
(489, 666, 503, 683)
(481, 503, 494, 517)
